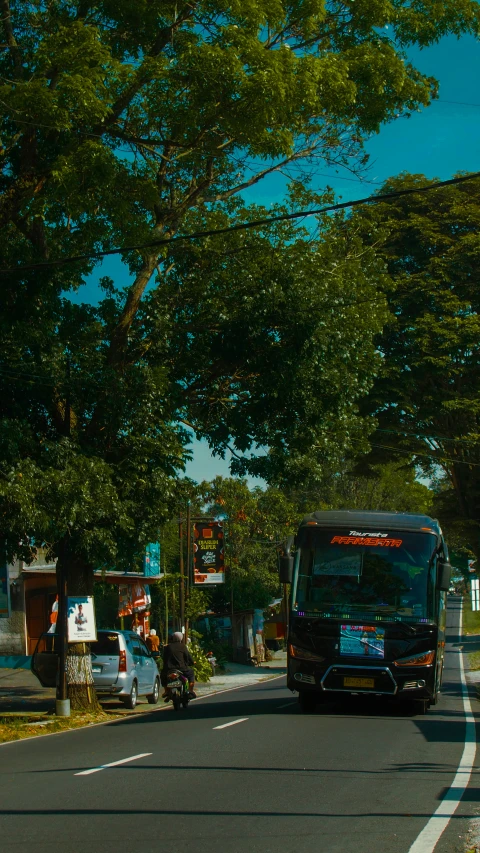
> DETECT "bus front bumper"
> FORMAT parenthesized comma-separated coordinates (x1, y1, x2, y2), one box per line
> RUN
(288, 658, 435, 700)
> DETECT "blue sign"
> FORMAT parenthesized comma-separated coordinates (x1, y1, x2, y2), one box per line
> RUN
(143, 542, 161, 577)
(0, 555, 10, 618)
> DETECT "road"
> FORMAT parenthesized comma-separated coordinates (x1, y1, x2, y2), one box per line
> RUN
(1, 597, 478, 853)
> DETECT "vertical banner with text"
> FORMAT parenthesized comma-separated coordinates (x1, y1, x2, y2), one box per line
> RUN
(193, 522, 225, 585)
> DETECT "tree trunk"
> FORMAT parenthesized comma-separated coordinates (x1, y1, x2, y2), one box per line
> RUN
(56, 540, 101, 713)
(66, 643, 99, 711)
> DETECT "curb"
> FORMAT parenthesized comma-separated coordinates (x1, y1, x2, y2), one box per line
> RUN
(0, 671, 287, 747)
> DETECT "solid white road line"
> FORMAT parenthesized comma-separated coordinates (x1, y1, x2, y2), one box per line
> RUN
(408, 604, 476, 853)
(277, 701, 297, 709)
(213, 718, 249, 730)
(75, 752, 152, 776)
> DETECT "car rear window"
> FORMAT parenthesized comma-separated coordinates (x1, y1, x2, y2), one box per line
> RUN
(90, 633, 120, 656)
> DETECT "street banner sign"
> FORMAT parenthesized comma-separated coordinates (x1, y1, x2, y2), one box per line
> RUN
(144, 542, 162, 577)
(193, 522, 225, 585)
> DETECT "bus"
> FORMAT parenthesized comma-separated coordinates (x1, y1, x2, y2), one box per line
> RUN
(279, 510, 451, 714)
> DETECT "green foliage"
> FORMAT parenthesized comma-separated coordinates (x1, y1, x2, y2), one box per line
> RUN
(299, 462, 433, 515)
(93, 582, 120, 629)
(202, 477, 293, 613)
(185, 589, 211, 623)
(1, 2, 479, 575)
(189, 637, 212, 683)
(349, 173, 480, 551)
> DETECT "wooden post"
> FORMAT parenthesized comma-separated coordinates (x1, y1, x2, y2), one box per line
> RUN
(185, 502, 191, 643)
(179, 518, 185, 634)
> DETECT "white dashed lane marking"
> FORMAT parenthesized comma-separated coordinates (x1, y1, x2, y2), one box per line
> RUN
(213, 718, 249, 730)
(75, 752, 152, 776)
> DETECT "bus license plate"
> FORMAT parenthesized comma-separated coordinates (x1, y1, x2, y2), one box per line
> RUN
(344, 676, 374, 688)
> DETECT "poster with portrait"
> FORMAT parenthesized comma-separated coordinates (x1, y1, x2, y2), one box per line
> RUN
(67, 596, 97, 642)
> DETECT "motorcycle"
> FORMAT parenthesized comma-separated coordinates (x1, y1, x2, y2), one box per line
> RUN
(165, 670, 190, 711)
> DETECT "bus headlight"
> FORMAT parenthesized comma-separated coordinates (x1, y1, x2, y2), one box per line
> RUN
(289, 644, 325, 662)
(394, 651, 435, 667)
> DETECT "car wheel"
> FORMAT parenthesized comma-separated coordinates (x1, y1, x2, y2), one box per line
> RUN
(123, 680, 138, 710)
(147, 677, 160, 705)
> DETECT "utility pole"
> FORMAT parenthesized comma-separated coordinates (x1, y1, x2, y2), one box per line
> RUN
(179, 518, 185, 634)
(56, 352, 71, 716)
(163, 560, 168, 645)
(56, 563, 70, 716)
(185, 501, 191, 643)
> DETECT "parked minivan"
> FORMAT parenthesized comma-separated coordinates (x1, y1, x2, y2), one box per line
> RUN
(91, 629, 160, 709)
(31, 629, 160, 710)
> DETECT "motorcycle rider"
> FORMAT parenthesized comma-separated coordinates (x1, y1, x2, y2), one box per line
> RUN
(161, 631, 196, 699)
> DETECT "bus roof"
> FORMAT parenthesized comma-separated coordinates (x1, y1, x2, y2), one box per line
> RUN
(298, 510, 442, 536)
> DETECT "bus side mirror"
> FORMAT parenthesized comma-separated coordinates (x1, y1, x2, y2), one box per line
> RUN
(279, 555, 294, 584)
(437, 560, 452, 591)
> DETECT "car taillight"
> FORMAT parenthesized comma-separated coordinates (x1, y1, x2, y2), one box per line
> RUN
(119, 650, 127, 672)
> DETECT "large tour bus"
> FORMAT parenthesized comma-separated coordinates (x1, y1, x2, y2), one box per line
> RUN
(280, 511, 451, 714)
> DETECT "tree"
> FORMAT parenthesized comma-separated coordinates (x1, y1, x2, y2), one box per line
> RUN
(289, 461, 433, 515)
(1, 2, 479, 707)
(201, 477, 297, 613)
(349, 173, 480, 553)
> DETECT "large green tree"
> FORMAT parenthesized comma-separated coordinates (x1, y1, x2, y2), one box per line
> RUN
(1, 2, 479, 706)
(350, 173, 480, 552)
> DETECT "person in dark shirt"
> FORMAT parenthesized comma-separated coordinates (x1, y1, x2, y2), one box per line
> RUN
(161, 632, 196, 699)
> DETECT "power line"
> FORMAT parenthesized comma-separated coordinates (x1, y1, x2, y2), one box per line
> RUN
(436, 99, 480, 109)
(368, 442, 480, 468)
(375, 427, 480, 446)
(2, 172, 480, 275)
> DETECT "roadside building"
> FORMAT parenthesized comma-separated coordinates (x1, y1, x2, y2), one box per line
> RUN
(0, 547, 161, 665)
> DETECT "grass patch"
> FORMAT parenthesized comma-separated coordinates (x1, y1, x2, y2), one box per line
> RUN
(463, 593, 480, 635)
(0, 710, 121, 744)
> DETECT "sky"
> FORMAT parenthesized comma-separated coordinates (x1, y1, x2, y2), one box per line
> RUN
(78, 32, 480, 486)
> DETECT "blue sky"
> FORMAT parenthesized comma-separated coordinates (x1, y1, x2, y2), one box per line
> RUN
(79, 33, 480, 485)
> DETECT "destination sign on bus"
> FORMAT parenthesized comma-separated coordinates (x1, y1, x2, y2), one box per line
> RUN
(331, 534, 403, 548)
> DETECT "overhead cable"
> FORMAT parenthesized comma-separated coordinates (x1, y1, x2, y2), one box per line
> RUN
(2, 172, 480, 275)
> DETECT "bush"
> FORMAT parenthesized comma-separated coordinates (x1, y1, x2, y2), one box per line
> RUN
(200, 638, 232, 668)
(189, 639, 212, 683)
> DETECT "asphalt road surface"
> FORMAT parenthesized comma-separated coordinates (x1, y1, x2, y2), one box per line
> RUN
(1, 597, 479, 853)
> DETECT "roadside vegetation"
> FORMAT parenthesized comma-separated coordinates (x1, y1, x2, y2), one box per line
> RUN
(2, 1, 480, 712)
(463, 595, 480, 643)
(0, 710, 117, 745)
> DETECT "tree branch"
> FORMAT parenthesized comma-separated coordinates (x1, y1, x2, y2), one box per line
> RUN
(203, 147, 318, 203)
(91, 3, 199, 136)
(0, 0, 22, 79)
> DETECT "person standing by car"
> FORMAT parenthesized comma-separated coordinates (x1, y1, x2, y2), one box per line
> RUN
(146, 628, 160, 654)
(161, 631, 196, 699)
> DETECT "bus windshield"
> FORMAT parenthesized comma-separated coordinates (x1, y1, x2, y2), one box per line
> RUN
(293, 528, 438, 622)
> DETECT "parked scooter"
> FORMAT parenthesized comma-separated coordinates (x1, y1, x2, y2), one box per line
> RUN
(165, 670, 190, 711)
